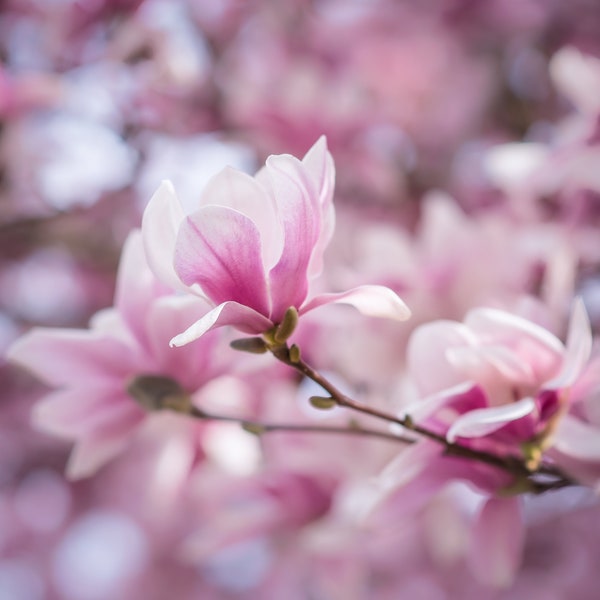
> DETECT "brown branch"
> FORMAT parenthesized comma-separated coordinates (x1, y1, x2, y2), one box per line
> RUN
(187, 406, 415, 444)
(269, 344, 577, 494)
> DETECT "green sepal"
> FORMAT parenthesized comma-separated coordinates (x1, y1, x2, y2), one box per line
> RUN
(274, 307, 299, 344)
(230, 337, 269, 354)
(309, 396, 337, 410)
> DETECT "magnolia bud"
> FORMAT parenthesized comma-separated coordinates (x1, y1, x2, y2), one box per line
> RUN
(127, 375, 190, 412)
(309, 396, 337, 410)
(274, 306, 299, 344)
(230, 337, 268, 354)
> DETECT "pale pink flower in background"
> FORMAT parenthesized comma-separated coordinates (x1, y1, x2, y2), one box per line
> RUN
(551, 354, 600, 486)
(8, 231, 231, 479)
(405, 299, 593, 453)
(368, 299, 595, 588)
(142, 136, 411, 346)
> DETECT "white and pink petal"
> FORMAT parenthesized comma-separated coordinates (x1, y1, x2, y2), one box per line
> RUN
(141, 180, 189, 293)
(301, 285, 410, 322)
(446, 396, 537, 443)
(169, 301, 273, 347)
(8, 328, 135, 387)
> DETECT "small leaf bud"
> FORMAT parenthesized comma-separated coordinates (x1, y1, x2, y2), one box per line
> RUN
(127, 375, 190, 413)
(274, 307, 299, 344)
(309, 396, 337, 410)
(242, 422, 265, 435)
(289, 344, 301, 364)
(230, 337, 268, 354)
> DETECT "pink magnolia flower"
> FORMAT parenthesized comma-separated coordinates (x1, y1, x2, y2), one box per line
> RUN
(550, 354, 600, 486)
(405, 298, 593, 455)
(370, 300, 594, 588)
(7, 231, 231, 479)
(141, 136, 410, 347)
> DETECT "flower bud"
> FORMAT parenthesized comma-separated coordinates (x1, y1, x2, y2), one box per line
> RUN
(289, 343, 301, 363)
(274, 307, 299, 344)
(242, 422, 265, 435)
(127, 375, 190, 412)
(309, 396, 337, 410)
(230, 337, 269, 354)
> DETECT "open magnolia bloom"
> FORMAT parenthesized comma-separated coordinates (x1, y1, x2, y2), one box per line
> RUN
(405, 299, 594, 458)
(8, 231, 232, 479)
(142, 136, 410, 347)
(369, 300, 596, 588)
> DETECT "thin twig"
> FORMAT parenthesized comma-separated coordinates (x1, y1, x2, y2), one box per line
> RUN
(188, 406, 416, 444)
(269, 344, 577, 493)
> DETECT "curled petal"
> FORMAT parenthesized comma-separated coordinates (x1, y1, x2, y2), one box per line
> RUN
(446, 396, 536, 442)
(170, 301, 273, 347)
(265, 154, 320, 320)
(546, 297, 592, 389)
(301, 285, 411, 321)
(141, 180, 189, 292)
(467, 497, 524, 589)
(446, 345, 535, 385)
(301, 136, 336, 279)
(175, 206, 270, 316)
(465, 308, 564, 383)
(402, 382, 482, 423)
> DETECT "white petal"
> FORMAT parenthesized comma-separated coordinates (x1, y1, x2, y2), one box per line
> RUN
(301, 285, 411, 321)
(402, 381, 477, 423)
(141, 180, 189, 292)
(169, 301, 273, 347)
(447, 397, 536, 442)
(546, 297, 592, 389)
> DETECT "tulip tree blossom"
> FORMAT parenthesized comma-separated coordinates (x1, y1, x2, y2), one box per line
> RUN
(8, 231, 233, 479)
(141, 137, 411, 347)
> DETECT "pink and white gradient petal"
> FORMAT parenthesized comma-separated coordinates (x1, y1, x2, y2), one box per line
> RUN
(300, 285, 411, 322)
(464, 308, 564, 382)
(170, 301, 273, 347)
(266, 154, 321, 320)
(300, 136, 336, 279)
(546, 298, 593, 389)
(175, 205, 271, 315)
(31, 386, 139, 438)
(401, 382, 483, 424)
(446, 397, 537, 442)
(141, 180, 189, 293)
(7, 328, 136, 387)
(200, 167, 281, 267)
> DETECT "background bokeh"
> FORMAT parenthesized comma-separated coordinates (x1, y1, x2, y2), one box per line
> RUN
(2, 1, 600, 598)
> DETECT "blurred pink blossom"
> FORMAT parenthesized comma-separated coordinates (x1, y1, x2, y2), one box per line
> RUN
(8, 231, 232, 479)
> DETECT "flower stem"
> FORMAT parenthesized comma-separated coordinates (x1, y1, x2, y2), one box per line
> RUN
(187, 406, 415, 444)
